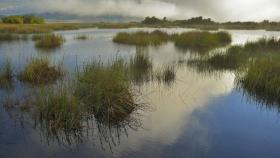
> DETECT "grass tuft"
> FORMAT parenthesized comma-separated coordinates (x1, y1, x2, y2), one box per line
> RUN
(34, 34, 65, 50)
(74, 34, 89, 40)
(174, 31, 231, 52)
(75, 59, 138, 123)
(0, 60, 13, 88)
(18, 58, 64, 85)
(238, 59, 280, 106)
(113, 30, 170, 46)
(35, 85, 83, 131)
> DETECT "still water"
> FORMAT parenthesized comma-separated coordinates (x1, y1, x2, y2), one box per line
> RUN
(1, 28, 280, 158)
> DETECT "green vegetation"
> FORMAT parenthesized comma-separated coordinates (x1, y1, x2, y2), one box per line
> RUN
(113, 30, 171, 46)
(74, 34, 89, 40)
(35, 85, 83, 131)
(97, 22, 138, 29)
(174, 31, 231, 52)
(2, 15, 45, 24)
(0, 60, 13, 88)
(140, 16, 280, 31)
(113, 30, 231, 50)
(156, 65, 176, 84)
(0, 23, 96, 34)
(75, 59, 138, 123)
(238, 59, 280, 105)
(34, 34, 65, 49)
(129, 48, 153, 84)
(188, 38, 280, 72)
(18, 58, 64, 85)
(0, 34, 21, 41)
(187, 38, 280, 106)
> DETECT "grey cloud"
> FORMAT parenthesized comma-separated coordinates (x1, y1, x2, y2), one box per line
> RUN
(3, 0, 280, 21)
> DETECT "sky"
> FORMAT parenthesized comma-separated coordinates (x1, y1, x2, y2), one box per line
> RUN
(0, 0, 280, 21)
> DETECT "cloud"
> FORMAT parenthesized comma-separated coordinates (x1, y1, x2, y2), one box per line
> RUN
(29, 0, 179, 18)
(3, 0, 280, 21)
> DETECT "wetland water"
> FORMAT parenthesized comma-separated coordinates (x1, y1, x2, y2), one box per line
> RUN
(1, 28, 280, 158)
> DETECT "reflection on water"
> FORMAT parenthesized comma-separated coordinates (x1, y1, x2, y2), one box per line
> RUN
(1, 28, 280, 158)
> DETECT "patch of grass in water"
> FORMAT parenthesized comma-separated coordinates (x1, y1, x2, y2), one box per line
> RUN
(74, 34, 89, 40)
(113, 30, 171, 46)
(156, 65, 176, 85)
(238, 59, 280, 106)
(18, 58, 64, 85)
(0, 33, 29, 41)
(129, 47, 153, 84)
(0, 60, 13, 88)
(188, 38, 280, 72)
(174, 31, 231, 52)
(75, 59, 139, 123)
(35, 85, 83, 132)
(34, 34, 65, 50)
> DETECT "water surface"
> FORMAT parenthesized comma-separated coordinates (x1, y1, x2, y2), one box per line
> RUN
(1, 28, 280, 158)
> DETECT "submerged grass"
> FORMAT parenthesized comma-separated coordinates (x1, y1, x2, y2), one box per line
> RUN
(18, 58, 64, 85)
(34, 34, 65, 50)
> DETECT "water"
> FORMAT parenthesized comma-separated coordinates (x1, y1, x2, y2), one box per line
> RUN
(1, 28, 280, 158)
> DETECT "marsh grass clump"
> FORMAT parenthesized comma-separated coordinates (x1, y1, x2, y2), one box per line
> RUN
(0, 60, 13, 88)
(18, 58, 64, 85)
(243, 38, 280, 53)
(156, 65, 176, 84)
(129, 48, 153, 84)
(34, 85, 83, 132)
(194, 46, 248, 71)
(35, 34, 65, 50)
(74, 34, 89, 40)
(238, 59, 280, 106)
(75, 59, 138, 123)
(174, 31, 231, 52)
(0, 34, 21, 41)
(113, 30, 171, 46)
(188, 38, 280, 73)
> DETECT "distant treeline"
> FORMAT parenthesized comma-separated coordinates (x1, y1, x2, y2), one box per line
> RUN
(142, 16, 280, 30)
(1, 15, 45, 24)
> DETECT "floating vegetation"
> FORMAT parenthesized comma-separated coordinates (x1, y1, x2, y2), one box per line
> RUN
(113, 30, 171, 46)
(18, 58, 64, 85)
(174, 31, 231, 52)
(0, 60, 13, 88)
(34, 34, 65, 50)
(75, 59, 140, 123)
